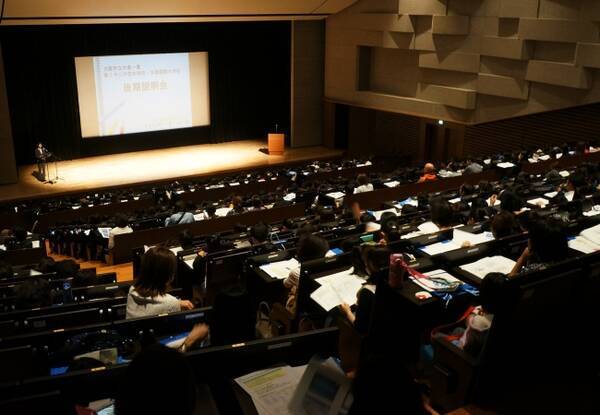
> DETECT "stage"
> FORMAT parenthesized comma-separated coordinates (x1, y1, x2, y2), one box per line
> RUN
(0, 140, 344, 203)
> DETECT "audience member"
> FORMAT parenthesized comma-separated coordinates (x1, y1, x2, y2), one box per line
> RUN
(510, 217, 568, 276)
(463, 158, 483, 175)
(491, 211, 520, 239)
(340, 246, 390, 334)
(178, 229, 195, 250)
(228, 195, 246, 216)
(353, 174, 374, 194)
(108, 214, 133, 250)
(430, 198, 454, 230)
(417, 163, 437, 183)
(349, 355, 435, 415)
(115, 344, 198, 415)
(379, 213, 400, 244)
(126, 246, 194, 318)
(165, 200, 195, 226)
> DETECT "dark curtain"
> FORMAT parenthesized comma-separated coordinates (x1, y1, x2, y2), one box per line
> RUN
(0, 21, 291, 165)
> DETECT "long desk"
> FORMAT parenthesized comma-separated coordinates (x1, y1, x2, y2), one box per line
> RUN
(112, 203, 306, 264)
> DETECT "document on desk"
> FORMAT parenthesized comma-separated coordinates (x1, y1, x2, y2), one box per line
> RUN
(215, 207, 232, 217)
(98, 227, 111, 239)
(326, 192, 345, 200)
(235, 365, 307, 415)
(419, 240, 462, 256)
(259, 258, 300, 280)
(310, 280, 362, 311)
(527, 197, 549, 208)
(452, 229, 494, 246)
(417, 221, 440, 234)
(568, 236, 600, 254)
(419, 230, 493, 256)
(183, 255, 197, 269)
(497, 162, 515, 168)
(31, 240, 41, 249)
(569, 224, 600, 254)
(169, 246, 183, 255)
(580, 224, 600, 246)
(459, 256, 516, 279)
(384, 180, 400, 188)
(312, 268, 364, 311)
(371, 208, 397, 221)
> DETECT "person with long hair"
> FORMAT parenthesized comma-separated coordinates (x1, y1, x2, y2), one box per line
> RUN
(126, 246, 194, 318)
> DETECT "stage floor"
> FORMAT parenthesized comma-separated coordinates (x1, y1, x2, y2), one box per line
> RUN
(0, 140, 343, 203)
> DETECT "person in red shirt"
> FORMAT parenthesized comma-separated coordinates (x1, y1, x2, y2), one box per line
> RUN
(417, 163, 437, 183)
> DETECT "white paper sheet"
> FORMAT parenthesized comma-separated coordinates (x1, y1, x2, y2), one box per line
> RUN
(452, 229, 494, 246)
(326, 192, 345, 200)
(459, 256, 516, 279)
(235, 365, 307, 415)
(259, 258, 300, 280)
(569, 237, 600, 254)
(169, 246, 183, 255)
(31, 240, 41, 249)
(580, 224, 600, 247)
(311, 268, 364, 311)
(215, 207, 232, 217)
(384, 181, 400, 188)
(417, 221, 440, 234)
(527, 198, 549, 208)
(497, 162, 515, 168)
(98, 227, 111, 239)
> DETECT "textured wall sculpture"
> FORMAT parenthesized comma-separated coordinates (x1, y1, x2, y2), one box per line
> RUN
(325, 0, 600, 124)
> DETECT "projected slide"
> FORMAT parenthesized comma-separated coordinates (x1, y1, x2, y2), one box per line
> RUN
(75, 52, 210, 138)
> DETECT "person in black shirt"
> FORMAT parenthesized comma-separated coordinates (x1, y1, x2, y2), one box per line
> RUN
(34, 143, 49, 181)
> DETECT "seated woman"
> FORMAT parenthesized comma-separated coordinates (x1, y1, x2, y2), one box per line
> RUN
(108, 214, 133, 250)
(227, 195, 246, 216)
(283, 234, 329, 314)
(114, 344, 198, 415)
(353, 173, 374, 194)
(491, 210, 520, 239)
(509, 216, 568, 276)
(126, 246, 194, 318)
(340, 246, 390, 335)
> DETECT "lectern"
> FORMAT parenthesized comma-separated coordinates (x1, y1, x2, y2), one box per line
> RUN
(268, 133, 285, 155)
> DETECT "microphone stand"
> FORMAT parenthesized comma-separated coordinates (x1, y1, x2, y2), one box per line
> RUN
(47, 152, 64, 185)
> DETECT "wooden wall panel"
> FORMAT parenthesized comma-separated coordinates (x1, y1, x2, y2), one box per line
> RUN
(325, 0, 600, 125)
(463, 102, 600, 156)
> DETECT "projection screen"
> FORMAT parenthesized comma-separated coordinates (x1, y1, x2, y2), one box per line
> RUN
(75, 52, 210, 138)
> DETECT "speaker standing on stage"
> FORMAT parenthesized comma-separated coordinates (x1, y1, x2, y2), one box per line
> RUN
(34, 143, 49, 181)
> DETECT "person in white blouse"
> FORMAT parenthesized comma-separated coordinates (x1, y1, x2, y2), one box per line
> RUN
(353, 174, 374, 194)
(126, 246, 194, 319)
(108, 214, 133, 250)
